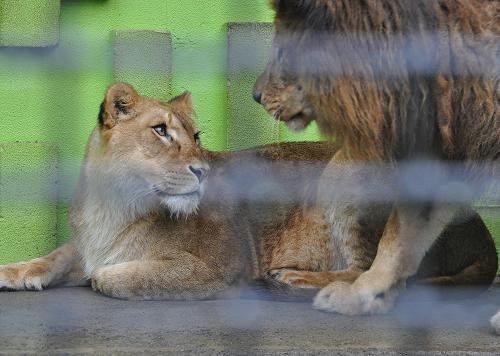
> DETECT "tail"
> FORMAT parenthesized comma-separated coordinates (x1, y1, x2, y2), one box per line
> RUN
(240, 277, 319, 302)
(413, 256, 497, 300)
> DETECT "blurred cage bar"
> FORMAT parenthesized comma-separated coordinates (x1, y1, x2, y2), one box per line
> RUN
(0, 2, 498, 266)
(0, 1, 499, 354)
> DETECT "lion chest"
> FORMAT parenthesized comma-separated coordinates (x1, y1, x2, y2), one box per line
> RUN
(327, 202, 357, 271)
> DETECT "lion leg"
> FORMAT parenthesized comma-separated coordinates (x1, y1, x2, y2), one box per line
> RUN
(313, 203, 459, 315)
(0, 243, 85, 290)
(91, 255, 230, 300)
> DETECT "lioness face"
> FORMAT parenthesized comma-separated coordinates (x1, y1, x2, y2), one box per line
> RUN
(98, 83, 208, 216)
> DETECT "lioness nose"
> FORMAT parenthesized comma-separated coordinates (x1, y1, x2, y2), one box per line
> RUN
(189, 165, 208, 183)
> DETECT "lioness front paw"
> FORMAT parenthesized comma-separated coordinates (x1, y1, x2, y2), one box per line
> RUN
(91, 266, 124, 298)
(0, 264, 46, 291)
(313, 281, 395, 315)
(91, 265, 145, 300)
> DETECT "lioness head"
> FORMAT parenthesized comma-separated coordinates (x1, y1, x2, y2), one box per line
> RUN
(90, 83, 208, 217)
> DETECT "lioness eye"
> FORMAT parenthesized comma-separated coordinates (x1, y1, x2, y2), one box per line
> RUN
(153, 124, 172, 141)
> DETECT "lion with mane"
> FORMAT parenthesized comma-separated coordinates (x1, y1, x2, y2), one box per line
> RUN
(254, 0, 499, 331)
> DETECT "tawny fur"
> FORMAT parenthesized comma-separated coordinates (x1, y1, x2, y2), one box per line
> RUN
(260, 203, 497, 294)
(0, 83, 496, 303)
(0, 83, 334, 300)
(1, 84, 241, 300)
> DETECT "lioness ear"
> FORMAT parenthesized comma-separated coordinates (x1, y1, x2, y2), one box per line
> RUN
(168, 91, 194, 115)
(99, 82, 140, 129)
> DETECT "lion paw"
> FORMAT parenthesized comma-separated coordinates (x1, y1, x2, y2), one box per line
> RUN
(491, 311, 500, 335)
(313, 281, 395, 315)
(313, 281, 364, 314)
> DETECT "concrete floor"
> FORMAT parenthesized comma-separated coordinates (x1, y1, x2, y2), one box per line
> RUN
(0, 284, 499, 355)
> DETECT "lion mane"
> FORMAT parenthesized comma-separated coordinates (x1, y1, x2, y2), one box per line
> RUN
(271, 0, 499, 162)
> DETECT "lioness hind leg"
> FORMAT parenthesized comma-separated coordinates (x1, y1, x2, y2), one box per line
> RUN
(0, 243, 82, 290)
(260, 206, 333, 274)
(91, 256, 229, 300)
(262, 204, 365, 290)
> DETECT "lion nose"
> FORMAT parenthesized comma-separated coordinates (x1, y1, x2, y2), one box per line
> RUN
(252, 90, 262, 104)
(189, 165, 208, 183)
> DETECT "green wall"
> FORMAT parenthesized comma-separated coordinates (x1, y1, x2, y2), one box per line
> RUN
(0, 0, 320, 262)
(0, 1, 498, 268)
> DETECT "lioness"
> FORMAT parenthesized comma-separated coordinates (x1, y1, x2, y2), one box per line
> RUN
(254, 0, 499, 330)
(0, 83, 236, 299)
(0, 83, 497, 303)
(0, 82, 335, 299)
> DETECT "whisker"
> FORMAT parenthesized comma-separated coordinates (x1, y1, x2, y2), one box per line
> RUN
(127, 187, 156, 207)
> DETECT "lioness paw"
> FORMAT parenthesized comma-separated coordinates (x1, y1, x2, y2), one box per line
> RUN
(0, 264, 46, 291)
(313, 281, 395, 315)
(91, 265, 144, 300)
(91, 266, 121, 298)
(491, 311, 500, 335)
